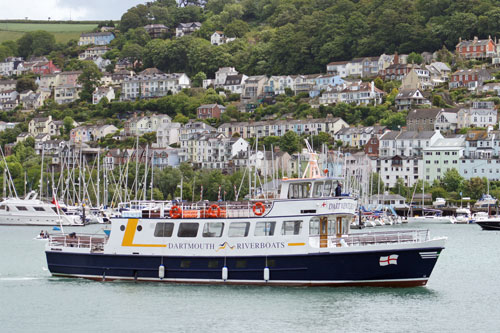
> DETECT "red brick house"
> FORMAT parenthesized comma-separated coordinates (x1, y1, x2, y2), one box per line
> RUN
(381, 64, 414, 80)
(364, 135, 379, 157)
(449, 68, 492, 90)
(456, 36, 497, 59)
(32, 60, 60, 75)
(197, 104, 226, 120)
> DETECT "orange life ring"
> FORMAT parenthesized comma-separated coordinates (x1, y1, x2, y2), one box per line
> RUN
(170, 205, 182, 219)
(207, 204, 221, 218)
(253, 202, 265, 216)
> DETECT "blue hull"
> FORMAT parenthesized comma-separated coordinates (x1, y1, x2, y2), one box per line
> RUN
(46, 247, 443, 287)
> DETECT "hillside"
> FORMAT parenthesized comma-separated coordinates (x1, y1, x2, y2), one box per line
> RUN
(0, 22, 97, 43)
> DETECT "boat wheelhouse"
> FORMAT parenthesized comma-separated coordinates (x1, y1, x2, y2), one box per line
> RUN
(45, 173, 446, 287)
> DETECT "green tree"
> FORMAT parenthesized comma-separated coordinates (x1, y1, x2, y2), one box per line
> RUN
(63, 116, 75, 135)
(77, 61, 102, 102)
(407, 52, 424, 64)
(16, 77, 38, 93)
(120, 43, 144, 65)
(442, 168, 464, 192)
(279, 130, 301, 154)
(17, 31, 56, 58)
(191, 71, 207, 88)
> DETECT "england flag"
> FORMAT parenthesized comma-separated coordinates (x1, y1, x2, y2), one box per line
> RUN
(379, 254, 399, 266)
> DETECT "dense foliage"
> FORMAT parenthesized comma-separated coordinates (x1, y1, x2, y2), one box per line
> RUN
(112, 0, 500, 76)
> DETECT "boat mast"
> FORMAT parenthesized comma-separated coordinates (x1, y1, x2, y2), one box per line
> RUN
(97, 149, 100, 208)
(143, 145, 148, 201)
(40, 145, 45, 200)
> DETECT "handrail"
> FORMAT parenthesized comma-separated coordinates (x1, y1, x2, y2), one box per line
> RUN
(309, 230, 430, 248)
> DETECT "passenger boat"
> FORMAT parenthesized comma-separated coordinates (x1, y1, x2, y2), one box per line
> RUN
(0, 192, 82, 226)
(45, 184, 446, 287)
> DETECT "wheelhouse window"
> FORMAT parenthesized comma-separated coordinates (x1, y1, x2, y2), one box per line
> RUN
(254, 221, 276, 236)
(282, 220, 302, 235)
(177, 223, 199, 237)
(323, 181, 333, 197)
(313, 182, 324, 198)
(228, 222, 250, 237)
(288, 182, 312, 199)
(34, 207, 45, 212)
(16, 206, 28, 211)
(202, 222, 224, 237)
(154, 222, 174, 237)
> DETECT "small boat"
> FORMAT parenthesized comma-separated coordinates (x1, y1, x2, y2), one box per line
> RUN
(476, 217, 500, 230)
(455, 208, 471, 224)
(474, 194, 497, 208)
(408, 209, 455, 224)
(433, 197, 446, 208)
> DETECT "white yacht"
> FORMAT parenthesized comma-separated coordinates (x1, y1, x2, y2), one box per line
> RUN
(0, 192, 83, 226)
(408, 209, 455, 224)
(474, 194, 497, 208)
(455, 208, 471, 224)
(433, 197, 446, 208)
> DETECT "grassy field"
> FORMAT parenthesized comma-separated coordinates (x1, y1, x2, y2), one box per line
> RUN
(0, 22, 98, 43)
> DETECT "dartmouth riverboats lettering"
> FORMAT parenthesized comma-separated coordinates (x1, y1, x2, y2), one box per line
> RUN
(328, 202, 357, 211)
(165, 242, 286, 251)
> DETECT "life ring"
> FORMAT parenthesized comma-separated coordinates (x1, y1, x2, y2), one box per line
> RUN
(207, 204, 221, 218)
(170, 205, 182, 219)
(253, 202, 265, 216)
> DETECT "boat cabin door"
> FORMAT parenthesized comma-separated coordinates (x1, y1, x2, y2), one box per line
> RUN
(320, 216, 328, 248)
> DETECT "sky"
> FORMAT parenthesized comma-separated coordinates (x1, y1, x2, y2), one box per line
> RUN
(0, 0, 149, 21)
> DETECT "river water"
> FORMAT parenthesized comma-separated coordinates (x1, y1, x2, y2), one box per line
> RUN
(1, 223, 499, 332)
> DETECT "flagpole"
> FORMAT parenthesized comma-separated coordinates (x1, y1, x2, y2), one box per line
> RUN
(53, 187, 64, 234)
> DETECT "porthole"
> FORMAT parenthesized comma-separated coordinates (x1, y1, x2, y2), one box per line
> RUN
(137, 225, 142, 231)
(120, 225, 125, 231)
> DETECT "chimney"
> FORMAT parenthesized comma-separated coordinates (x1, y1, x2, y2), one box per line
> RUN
(459, 37, 462, 43)
(394, 52, 399, 64)
(474, 36, 478, 42)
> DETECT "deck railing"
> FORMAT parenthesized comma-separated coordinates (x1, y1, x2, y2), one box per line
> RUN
(48, 233, 107, 252)
(309, 230, 430, 248)
(170, 201, 274, 219)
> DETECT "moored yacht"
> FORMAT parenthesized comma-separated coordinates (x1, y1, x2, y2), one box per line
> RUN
(0, 192, 83, 226)
(45, 161, 446, 287)
(408, 209, 455, 224)
(455, 208, 471, 224)
(474, 194, 497, 208)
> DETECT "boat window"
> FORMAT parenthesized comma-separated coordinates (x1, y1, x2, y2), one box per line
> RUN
(254, 221, 276, 236)
(177, 223, 199, 237)
(282, 220, 302, 235)
(16, 206, 28, 211)
(228, 222, 250, 237)
(288, 182, 312, 199)
(313, 182, 324, 198)
(309, 217, 320, 235)
(34, 207, 45, 212)
(52, 207, 58, 213)
(154, 222, 174, 237)
(202, 222, 224, 237)
(323, 181, 333, 197)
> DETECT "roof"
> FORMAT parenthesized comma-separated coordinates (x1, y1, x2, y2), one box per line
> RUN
(327, 61, 349, 66)
(369, 194, 406, 201)
(80, 32, 114, 37)
(139, 68, 164, 75)
(197, 104, 226, 109)
(424, 137, 465, 150)
(457, 37, 493, 47)
(396, 88, 425, 99)
(407, 108, 442, 120)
